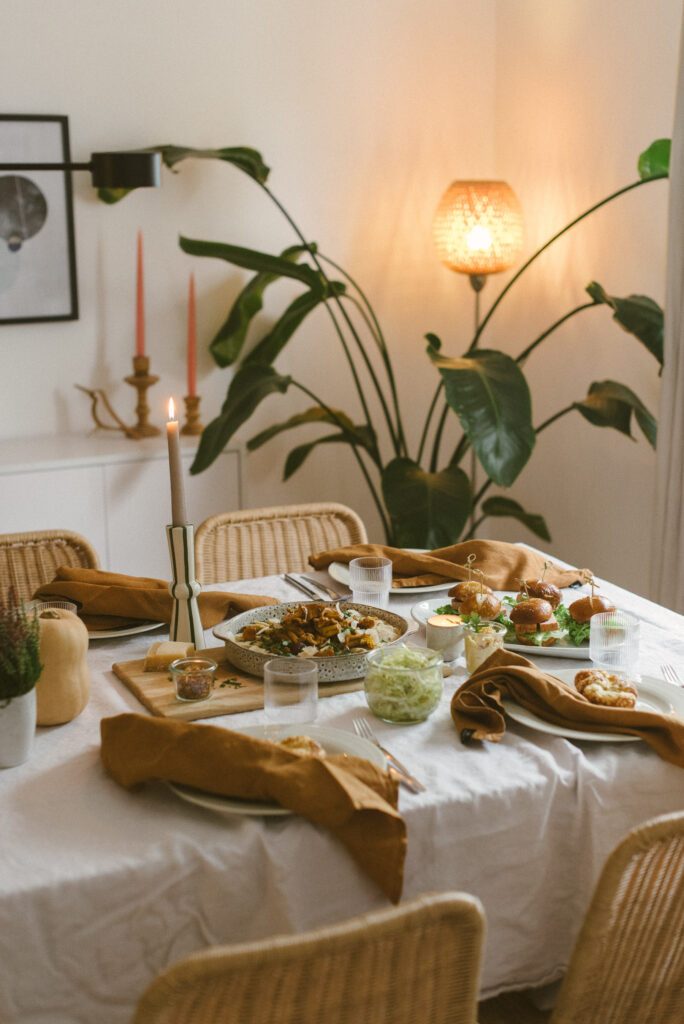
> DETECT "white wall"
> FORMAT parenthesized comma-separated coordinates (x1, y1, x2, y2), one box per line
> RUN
(487, 0, 682, 592)
(0, 0, 681, 594)
(0, 0, 496, 538)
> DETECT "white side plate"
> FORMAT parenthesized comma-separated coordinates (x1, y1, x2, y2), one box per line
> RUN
(503, 670, 683, 743)
(167, 723, 386, 818)
(88, 621, 165, 640)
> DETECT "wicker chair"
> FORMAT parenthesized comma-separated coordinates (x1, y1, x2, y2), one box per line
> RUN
(479, 810, 684, 1024)
(133, 892, 484, 1024)
(0, 529, 100, 603)
(194, 502, 368, 583)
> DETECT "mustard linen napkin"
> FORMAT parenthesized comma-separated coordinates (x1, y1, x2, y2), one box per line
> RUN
(451, 648, 684, 769)
(100, 713, 406, 902)
(34, 567, 277, 631)
(310, 539, 586, 589)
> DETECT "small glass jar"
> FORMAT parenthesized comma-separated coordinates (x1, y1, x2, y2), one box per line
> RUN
(364, 644, 443, 724)
(464, 622, 506, 675)
(169, 657, 217, 702)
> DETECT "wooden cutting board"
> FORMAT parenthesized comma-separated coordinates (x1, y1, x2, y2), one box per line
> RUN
(112, 646, 364, 721)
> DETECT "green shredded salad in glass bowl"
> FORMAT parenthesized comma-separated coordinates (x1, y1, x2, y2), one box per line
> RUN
(364, 644, 443, 724)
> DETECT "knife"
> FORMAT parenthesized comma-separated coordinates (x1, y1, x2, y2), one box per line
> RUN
(297, 574, 352, 601)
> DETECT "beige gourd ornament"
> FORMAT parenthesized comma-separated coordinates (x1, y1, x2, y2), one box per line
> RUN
(35, 608, 90, 725)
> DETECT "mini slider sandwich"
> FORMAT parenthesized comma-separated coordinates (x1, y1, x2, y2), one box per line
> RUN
(509, 597, 564, 647)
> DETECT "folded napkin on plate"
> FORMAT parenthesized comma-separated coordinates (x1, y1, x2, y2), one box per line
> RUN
(452, 648, 684, 768)
(34, 567, 277, 632)
(100, 713, 406, 902)
(310, 539, 586, 590)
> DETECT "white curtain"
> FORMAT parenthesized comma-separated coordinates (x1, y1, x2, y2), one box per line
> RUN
(652, 19, 684, 610)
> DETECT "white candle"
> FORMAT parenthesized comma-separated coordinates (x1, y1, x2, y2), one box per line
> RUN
(166, 398, 188, 526)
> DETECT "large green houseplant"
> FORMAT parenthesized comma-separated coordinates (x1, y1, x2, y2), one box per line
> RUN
(101, 140, 669, 546)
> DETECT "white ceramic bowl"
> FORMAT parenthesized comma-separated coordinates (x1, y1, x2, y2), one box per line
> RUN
(213, 601, 410, 682)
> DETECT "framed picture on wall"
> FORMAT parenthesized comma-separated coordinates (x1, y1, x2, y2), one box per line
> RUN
(0, 114, 78, 324)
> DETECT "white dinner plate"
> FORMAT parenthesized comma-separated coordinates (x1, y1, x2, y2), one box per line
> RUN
(328, 558, 454, 595)
(88, 620, 165, 640)
(502, 670, 684, 744)
(410, 597, 591, 660)
(167, 723, 386, 818)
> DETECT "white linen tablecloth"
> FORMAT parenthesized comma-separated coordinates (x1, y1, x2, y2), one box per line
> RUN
(1, 567, 684, 1024)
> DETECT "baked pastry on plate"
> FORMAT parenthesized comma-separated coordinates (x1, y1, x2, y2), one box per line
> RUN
(278, 735, 325, 757)
(575, 669, 638, 709)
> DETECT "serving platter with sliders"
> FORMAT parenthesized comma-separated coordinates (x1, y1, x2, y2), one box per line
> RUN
(411, 566, 618, 661)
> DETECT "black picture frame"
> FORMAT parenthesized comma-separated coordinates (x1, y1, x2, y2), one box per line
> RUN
(0, 114, 78, 325)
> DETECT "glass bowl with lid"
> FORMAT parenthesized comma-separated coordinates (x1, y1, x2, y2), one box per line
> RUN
(363, 643, 443, 724)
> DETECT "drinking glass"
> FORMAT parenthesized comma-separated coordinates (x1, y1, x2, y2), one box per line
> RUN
(349, 556, 392, 610)
(589, 610, 640, 678)
(263, 657, 318, 724)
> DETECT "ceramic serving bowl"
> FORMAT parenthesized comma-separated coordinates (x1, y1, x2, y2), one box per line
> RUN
(213, 601, 410, 682)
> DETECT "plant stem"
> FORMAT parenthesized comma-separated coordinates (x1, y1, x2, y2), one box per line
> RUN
(463, 515, 486, 540)
(468, 175, 667, 352)
(259, 183, 400, 458)
(535, 404, 575, 434)
(417, 381, 443, 465)
(290, 380, 392, 539)
(429, 402, 450, 472)
(319, 252, 408, 456)
(516, 302, 598, 364)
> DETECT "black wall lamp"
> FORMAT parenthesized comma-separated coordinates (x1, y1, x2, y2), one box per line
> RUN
(0, 149, 161, 189)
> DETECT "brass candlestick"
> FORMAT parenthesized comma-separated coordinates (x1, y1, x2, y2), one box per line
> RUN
(181, 394, 204, 436)
(125, 355, 160, 437)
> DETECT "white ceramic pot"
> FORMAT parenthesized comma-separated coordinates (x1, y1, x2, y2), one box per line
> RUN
(0, 689, 36, 768)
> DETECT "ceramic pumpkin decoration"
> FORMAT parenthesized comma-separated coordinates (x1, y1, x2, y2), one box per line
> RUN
(35, 608, 90, 726)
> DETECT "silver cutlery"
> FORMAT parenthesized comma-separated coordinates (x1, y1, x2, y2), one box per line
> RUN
(352, 717, 426, 793)
(661, 664, 684, 687)
(281, 573, 319, 600)
(297, 574, 351, 601)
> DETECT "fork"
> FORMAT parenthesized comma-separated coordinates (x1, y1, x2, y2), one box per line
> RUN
(661, 664, 684, 688)
(352, 718, 426, 793)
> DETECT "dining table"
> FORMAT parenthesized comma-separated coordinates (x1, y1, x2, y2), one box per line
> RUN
(1, 549, 684, 1024)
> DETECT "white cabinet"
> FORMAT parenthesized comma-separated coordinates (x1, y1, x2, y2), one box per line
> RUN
(0, 435, 241, 578)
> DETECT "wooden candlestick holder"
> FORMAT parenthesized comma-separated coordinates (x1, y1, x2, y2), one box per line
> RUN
(166, 524, 204, 645)
(181, 394, 204, 436)
(125, 355, 160, 437)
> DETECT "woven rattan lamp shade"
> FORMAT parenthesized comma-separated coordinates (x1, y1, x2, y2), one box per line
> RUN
(433, 180, 523, 275)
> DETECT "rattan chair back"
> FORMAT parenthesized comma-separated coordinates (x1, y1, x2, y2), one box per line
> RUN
(133, 892, 484, 1024)
(0, 529, 100, 603)
(550, 810, 684, 1024)
(195, 502, 367, 583)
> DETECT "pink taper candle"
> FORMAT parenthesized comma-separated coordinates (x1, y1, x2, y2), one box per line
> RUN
(135, 231, 145, 357)
(166, 398, 188, 526)
(187, 273, 197, 397)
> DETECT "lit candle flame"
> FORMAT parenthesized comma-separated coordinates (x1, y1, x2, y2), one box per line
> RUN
(168, 397, 176, 421)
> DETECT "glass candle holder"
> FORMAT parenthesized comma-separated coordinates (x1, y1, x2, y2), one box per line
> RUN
(464, 622, 506, 675)
(169, 657, 217, 702)
(426, 613, 466, 661)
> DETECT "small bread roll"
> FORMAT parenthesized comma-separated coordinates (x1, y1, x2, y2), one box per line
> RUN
(575, 669, 638, 709)
(458, 592, 502, 619)
(278, 735, 325, 757)
(448, 580, 493, 603)
(569, 595, 616, 623)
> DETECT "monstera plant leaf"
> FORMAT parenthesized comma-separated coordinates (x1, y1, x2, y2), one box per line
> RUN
(209, 244, 312, 367)
(179, 236, 322, 289)
(381, 458, 471, 548)
(430, 349, 536, 487)
(574, 380, 657, 448)
(480, 496, 551, 541)
(97, 145, 269, 203)
(638, 139, 671, 181)
(586, 282, 663, 365)
(244, 281, 346, 367)
(190, 364, 291, 474)
(248, 406, 373, 453)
